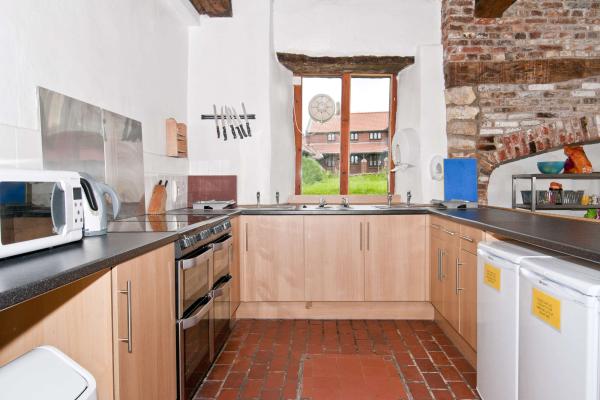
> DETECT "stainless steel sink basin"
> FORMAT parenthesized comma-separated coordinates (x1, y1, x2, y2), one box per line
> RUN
(298, 205, 353, 211)
(241, 204, 297, 211)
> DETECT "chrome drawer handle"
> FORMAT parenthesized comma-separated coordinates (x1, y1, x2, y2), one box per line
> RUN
(431, 223, 441, 230)
(442, 228, 456, 236)
(456, 259, 464, 294)
(459, 234, 474, 242)
(118, 280, 133, 353)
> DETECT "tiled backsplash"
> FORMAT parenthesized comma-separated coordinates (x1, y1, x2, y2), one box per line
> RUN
(188, 175, 237, 207)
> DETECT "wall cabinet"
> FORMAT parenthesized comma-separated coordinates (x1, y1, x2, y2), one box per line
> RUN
(111, 244, 177, 400)
(305, 215, 365, 301)
(241, 216, 305, 301)
(364, 215, 427, 301)
(430, 216, 482, 351)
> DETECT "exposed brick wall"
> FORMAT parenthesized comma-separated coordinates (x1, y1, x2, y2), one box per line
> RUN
(442, 0, 600, 203)
(443, 0, 600, 63)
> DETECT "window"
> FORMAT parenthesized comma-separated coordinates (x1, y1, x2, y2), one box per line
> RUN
(369, 132, 382, 140)
(297, 75, 393, 195)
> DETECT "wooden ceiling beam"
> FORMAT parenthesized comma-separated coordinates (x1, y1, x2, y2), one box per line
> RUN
(277, 53, 415, 76)
(474, 0, 517, 18)
(188, 0, 232, 17)
(445, 58, 600, 87)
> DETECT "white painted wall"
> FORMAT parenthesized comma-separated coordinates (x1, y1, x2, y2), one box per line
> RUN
(395, 45, 447, 203)
(273, 0, 442, 56)
(0, 0, 194, 209)
(488, 143, 600, 217)
(187, 0, 293, 205)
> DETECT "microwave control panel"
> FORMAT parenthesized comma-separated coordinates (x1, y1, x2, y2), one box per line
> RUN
(72, 187, 85, 228)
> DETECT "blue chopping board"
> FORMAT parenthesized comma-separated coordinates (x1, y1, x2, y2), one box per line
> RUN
(444, 158, 478, 202)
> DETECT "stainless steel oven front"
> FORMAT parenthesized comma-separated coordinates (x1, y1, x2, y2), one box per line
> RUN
(176, 245, 214, 400)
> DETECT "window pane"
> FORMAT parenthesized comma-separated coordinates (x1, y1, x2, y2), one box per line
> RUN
(302, 77, 342, 195)
(348, 77, 391, 195)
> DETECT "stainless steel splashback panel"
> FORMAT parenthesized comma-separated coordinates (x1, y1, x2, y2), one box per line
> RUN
(39, 87, 145, 218)
(103, 110, 145, 217)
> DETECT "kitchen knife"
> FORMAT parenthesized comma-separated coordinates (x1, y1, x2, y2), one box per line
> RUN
(230, 106, 244, 139)
(213, 104, 220, 139)
(241, 102, 251, 137)
(233, 107, 247, 137)
(226, 107, 237, 139)
(220, 106, 228, 141)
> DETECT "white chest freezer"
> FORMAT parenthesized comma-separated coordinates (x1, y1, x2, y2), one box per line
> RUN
(476, 241, 555, 400)
(0, 345, 97, 400)
(519, 257, 600, 400)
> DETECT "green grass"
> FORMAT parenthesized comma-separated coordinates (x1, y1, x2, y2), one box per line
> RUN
(302, 173, 387, 195)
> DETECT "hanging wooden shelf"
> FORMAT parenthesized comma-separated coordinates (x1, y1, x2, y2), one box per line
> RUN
(166, 118, 188, 158)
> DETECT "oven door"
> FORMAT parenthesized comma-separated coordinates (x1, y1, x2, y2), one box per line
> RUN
(178, 295, 213, 400)
(212, 274, 232, 355)
(177, 245, 213, 318)
(212, 234, 232, 284)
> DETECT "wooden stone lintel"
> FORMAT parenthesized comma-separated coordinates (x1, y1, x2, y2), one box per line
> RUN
(474, 0, 517, 18)
(277, 53, 415, 76)
(445, 58, 600, 87)
(189, 0, 232, 17)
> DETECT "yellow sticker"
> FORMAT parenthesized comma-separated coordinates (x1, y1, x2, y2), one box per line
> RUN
(484, 263, 501, 291)
(532, 288, 561, 331)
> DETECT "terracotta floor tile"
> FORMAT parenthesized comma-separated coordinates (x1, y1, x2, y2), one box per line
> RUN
(407, 382, 433, 400)
(240, 379, 263, 399)
(423, 372, 446, 389)
(432, 389, 454, 400)
(216, 389, 238, 400)
(196, 320, 476, 400)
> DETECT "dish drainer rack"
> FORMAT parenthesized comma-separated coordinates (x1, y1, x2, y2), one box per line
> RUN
(512, 173, 600, 211)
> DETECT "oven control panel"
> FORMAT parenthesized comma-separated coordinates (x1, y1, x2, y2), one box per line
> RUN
(176, 218, 231, 258)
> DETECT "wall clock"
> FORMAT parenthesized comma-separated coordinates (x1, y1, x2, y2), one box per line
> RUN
(308, 94, 335, 123)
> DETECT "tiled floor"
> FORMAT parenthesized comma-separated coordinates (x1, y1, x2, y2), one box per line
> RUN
(195, 320, 479, 400)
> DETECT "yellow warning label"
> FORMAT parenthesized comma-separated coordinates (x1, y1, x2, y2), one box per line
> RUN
(484, 263, 501, 291)
(532, 288, 561, 331)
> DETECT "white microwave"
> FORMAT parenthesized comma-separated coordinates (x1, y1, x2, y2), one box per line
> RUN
(0, 170, 84, 259)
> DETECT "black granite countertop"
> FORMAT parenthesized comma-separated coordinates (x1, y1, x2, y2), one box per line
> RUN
(3, 205, 600, 312)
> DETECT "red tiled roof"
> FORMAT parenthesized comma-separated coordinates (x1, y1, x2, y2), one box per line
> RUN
(305, 142, 388, 155)
(306, 112, 389, 134)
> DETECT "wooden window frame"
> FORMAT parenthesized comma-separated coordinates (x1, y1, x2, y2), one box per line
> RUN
(294, 73, 398, 195)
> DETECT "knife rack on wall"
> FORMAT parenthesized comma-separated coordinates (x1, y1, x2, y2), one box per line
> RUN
(201, 103, 255, 141)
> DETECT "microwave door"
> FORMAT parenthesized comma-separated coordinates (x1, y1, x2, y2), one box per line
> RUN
(0, 181, 61, 245)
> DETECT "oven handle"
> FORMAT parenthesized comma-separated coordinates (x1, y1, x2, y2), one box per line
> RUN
(181, 296, 213, 330)
(212, 275, 232, 298)
(211, 236, 232, 252)
(180, 247, 213, 271)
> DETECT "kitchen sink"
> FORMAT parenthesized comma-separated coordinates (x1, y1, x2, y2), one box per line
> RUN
(298, 204, 353, 211)
(373, 204, 431, 209)
(241, 205, 298, 211)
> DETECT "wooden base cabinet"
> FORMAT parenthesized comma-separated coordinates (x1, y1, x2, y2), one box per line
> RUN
(430, 216, 483, 353)
(231, 217, 241, 316)
(305, 215, 364, 301)
(241, 216, 305, 301)
(365, 215, 427, 301)
(112, 244, 177, 400)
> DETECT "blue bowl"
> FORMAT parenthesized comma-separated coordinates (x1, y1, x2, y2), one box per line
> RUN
(537, 161, 565, 174)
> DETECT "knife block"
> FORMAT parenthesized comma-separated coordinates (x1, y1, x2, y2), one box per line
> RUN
(148, 184, 167, 214)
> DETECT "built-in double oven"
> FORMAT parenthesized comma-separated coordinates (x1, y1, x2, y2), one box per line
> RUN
(175, 219, 233, 400)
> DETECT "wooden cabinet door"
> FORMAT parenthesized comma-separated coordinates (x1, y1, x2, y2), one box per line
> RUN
(459, 249, 477, 350)
(365, 215, 427, 301)
(112, 244, 176, 400)
(305, 215, 365, 301)
(441, 228, 460, 332)
(242, 216, 305, 301)
(230, 217, 241, 316)
(430, 223, 444, 312)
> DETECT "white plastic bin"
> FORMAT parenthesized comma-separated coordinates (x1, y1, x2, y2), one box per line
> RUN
(0, 345, 97, 400)
(519, 257, 600, 400)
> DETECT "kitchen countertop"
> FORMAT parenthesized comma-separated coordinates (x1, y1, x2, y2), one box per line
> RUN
(3, 205, 600, 312)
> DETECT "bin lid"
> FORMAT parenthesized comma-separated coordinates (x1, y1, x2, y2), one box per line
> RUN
(521, 257, 600, 297)
(478, 240, 555, 264)
(0, 347, 88, 399)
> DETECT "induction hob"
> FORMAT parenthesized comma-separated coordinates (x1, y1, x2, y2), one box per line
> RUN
(107, 209, 227, 233)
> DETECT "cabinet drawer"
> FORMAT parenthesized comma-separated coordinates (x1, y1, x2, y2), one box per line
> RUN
(459, 224, 483, 254)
